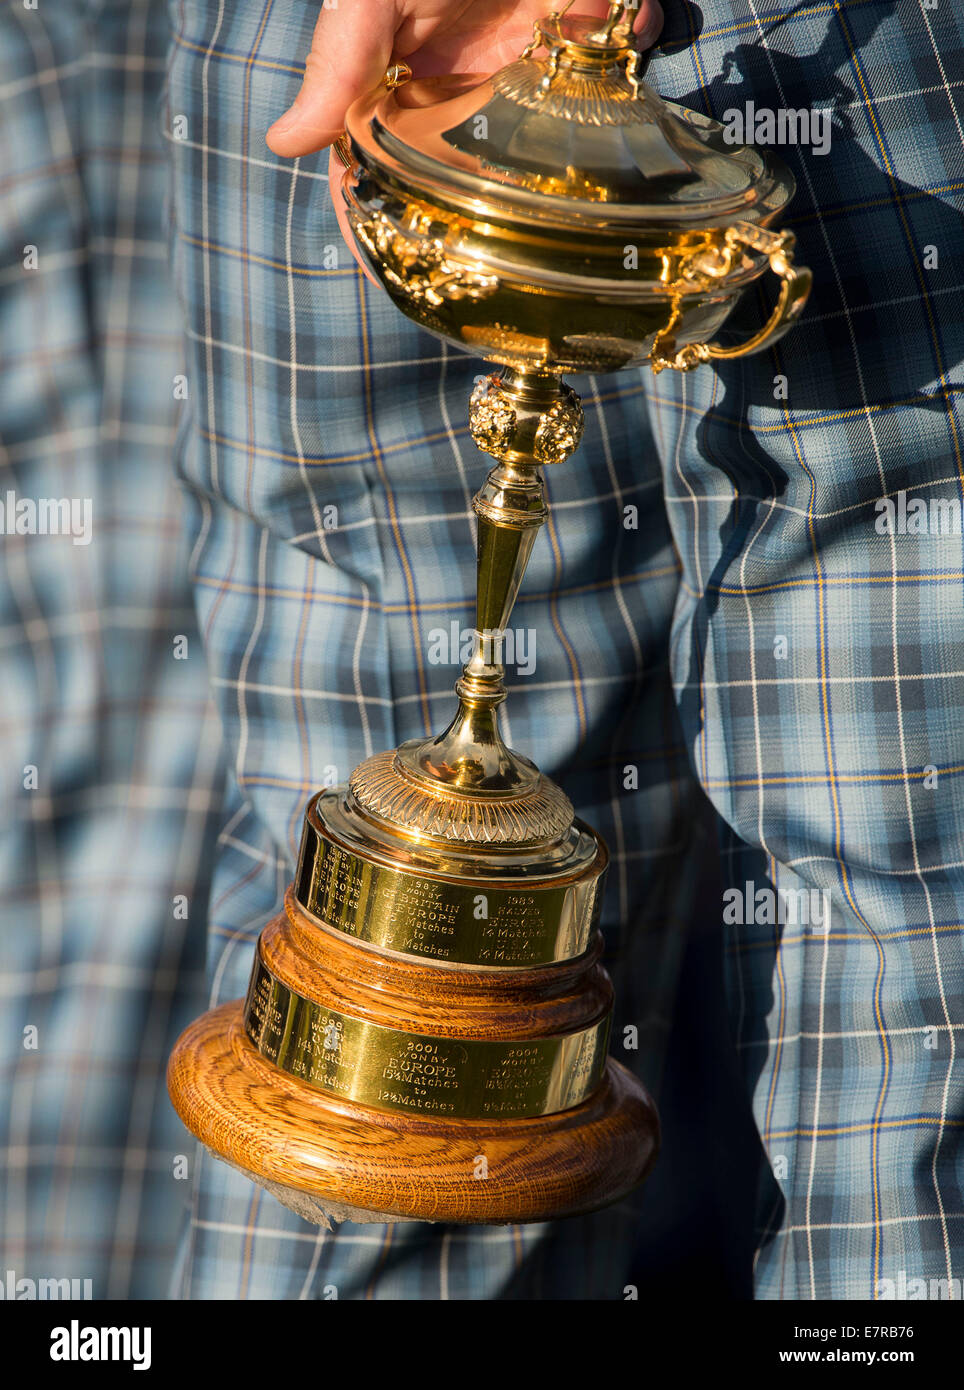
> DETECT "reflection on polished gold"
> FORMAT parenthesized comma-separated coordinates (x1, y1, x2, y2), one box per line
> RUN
(510, 164, 615, 201)
(295, 790, 607, 967)
(349, 206, 499, 309)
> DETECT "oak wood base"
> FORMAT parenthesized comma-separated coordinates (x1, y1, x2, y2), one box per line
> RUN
(168, 1001, 658, 1225)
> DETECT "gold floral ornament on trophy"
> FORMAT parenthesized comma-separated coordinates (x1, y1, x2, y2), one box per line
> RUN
(168, 2, 811, 1225)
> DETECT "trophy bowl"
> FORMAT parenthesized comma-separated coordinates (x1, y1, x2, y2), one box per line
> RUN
(168, 3, 811, 1228)
(336, 8, 810, 376)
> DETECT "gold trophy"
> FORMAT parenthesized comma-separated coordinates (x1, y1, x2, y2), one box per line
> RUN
(168, 3, 810, 1225)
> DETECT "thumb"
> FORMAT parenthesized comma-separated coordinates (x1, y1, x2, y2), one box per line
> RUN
(266, 3, 397, 157)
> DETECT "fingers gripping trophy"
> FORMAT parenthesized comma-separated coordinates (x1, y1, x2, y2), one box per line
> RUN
(168, 2, 811, 1225)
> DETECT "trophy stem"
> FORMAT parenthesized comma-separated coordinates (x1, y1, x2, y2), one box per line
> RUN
(396, 368, 585, 801)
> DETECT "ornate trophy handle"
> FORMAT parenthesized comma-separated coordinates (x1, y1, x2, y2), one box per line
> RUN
(346, 206, 499, 309)
(650, 223, 812, 373)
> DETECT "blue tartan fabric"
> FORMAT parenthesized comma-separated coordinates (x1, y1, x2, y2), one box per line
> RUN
(163, 0, 964, 1300)
(2, 0, 962, 1303)
(0, 0, 224, 1300)
(646, 0, 964, 1299)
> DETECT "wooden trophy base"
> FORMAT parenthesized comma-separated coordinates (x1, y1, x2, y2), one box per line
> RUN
(169, 1003, 656, 1226)
(168, 887, 659, 1226)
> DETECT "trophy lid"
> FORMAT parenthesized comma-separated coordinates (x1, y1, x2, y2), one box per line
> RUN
(344, 3, 794, 230)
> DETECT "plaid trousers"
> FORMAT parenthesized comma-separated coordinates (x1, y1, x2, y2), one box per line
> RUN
(3, 0, 962, 1300)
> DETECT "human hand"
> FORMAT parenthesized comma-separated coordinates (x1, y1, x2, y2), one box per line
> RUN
(265, 0, 664, 157)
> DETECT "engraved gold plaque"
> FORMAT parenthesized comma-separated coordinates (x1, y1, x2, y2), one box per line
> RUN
(168, 2, 811, 1227)
(244, 951, 609, 1119)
